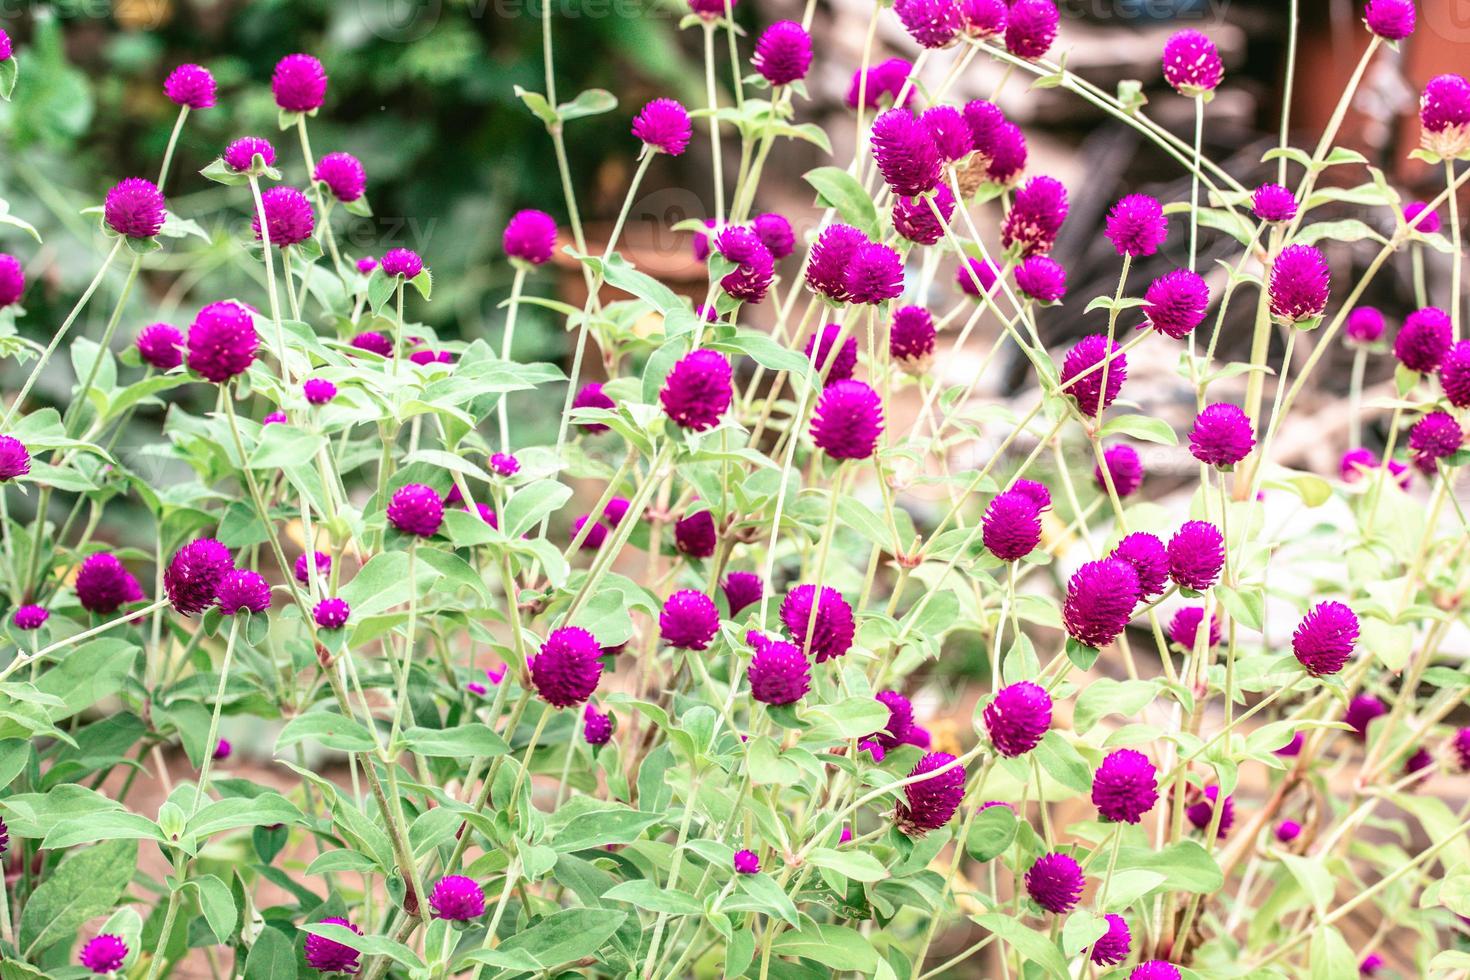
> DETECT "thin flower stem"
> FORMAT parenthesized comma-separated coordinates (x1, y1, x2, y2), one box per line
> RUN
(157, 106, 190, 189)
(1189, 95, 1203, 276)
(643, 767, 704, 975)
(497, 265, 528, 451)
(1449, 159, 1463, 340)
(296, 116, 348, 281)
(703, 22, 726, 225)
(1278, 0, 1299, 184)
(0, 597, 169, 682)
(187, 616, 240, 821)
(247, 174, 292, 386)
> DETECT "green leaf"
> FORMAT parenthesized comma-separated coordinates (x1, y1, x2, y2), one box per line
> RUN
(1034, 731, 1093, 794)
(728, 871, 800, 927)
(401, 724, 510, 759)
(965, 804, 1017, 862)
(301, 922, 425, 970)
(1279, 853, 1333, 914)
(1215, 585, 1265, 632)
(771, 923, 879, 973)
(187, 793, 306, 839)
(602, 879, 701, 915)
(808, 847, 890, 882)
(1114, 840, 1223, 894)
(503, 479, 574, 539)
(243, 928, 297, 980)
(514, 84, 560, 125)
(1074, 679, 1156, 735)
(185, 873, 238, 942)
(569, 250, 685, 315)
(550, 804, 665, 853)
(1309, 925, 1357, 980)
(276, 711, 377, 753)
(1061, 911, 1108, 956)
(803, 167, 879, 239)
(249, 424, 328, 470)
(558, 88, 618, 122)
(1098, 413, 1177, 446)
(1292, 219, 1388, 246)
(969, 914, 1069, 978)
(43, 810, 163, 849)
(457, 908, 627, 972)
(19, 839, 137, 956)
(804, 696, 890, 742)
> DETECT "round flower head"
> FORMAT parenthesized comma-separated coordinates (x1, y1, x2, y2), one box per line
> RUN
(1404, 201, 1441, 233)
(1105, 194, 1167, 257)
(1440, 340, 1470, 406)
(1292, 600, 1358, 676)
(1403, 747, 1434, 779)
(0, 436, 29, 482)
(845, 58, 913, 109)
(262, 411, 287, 426)
(164, 63, 215, 109)
(1131, 963, 1182, 980)
(871, 109, 943, 197)
(1252, 182, 1298, 222)
(806, 224, 868, 302)
(1420, 75, 1470, 156)
(314, 597, 350, 630)
(870, 690, 915, 748)
(1025, 852, 1084, 914)
(1409, 411, 1462, 473)
(501, 209, 558, 266)
(733, 849, 760, 874)
(810, 380, 884, 460)
(1110, 532, 1168, 597)
(747, 634, 811, 705)
(1273, 732, 1304, 759)
(1096, 443, 1143, 498)
(80, 934, 128, 974)
(165, 538, 232, 616)
(272, 53, 328, 112)
(104, 178, 166, 239)
(224, 137, 275, 173)
(895, 751, 966, 834)
(1092, 748, 1159, 823)
(661, 349, 732, 431)
(1004, 0, 1059, 59)
(1061, 335, 1127, 416)
(303, 378, 337, 405)
(1366, 0, 1415, 39)
(921, 106, 974, 161)
(804, 324, 859, 384)
(1269, 244, 1330, 323)
(956, 257, 1000, 298)
(11, 602, 47, 631)
(1002, 175, 1069, 256)
(1189, 403, 1255, 467)
(531, 626, 603, 707)
(1345, 693, 1387, 739)
(1162, 30, 1224, 96)
(1167, 521, 1224, 591)
(687, 0, 734, 16)
(1450, 727, 1470, 771)
(1168, 606, 1221, 650)
(963, 99, 1007, 155)
(982, 490, 1042, 561)
(780, 584, 855, 662)
(633, 98, 692, 155)
(1395, 307, 1452, 372)
(1141, 269, 1210, 340)
(1276, 819, 1302, 843)
(752, 21, 812, 86)
(351, 331, 393, 357)
(75, 553, 144, 614)
(674, 509, 717, 558)
(387, 483, 443, 537)
(429, 875, 484, 920)
(660, 589, 720, 650)
(1186, 785, 1233, 837)
(252, 187, 315, 248)
(304, 917, 362, 973)
(602, 498, 631, 527)
(314, 152, 366, 203)
(1341, 445, 1377, 477)
(381, 248, 423, 280)
(961, 0, 1008, 36)
(983, 681, 1052, 756)
(217, 569, 271, 615)
(714, 226, 775, 303)
(895, 0, 964, 48)
(1013, 479, 1052, 512)
(890, 305, 937, 374)
(1345, 306, 1385, 344)
(893, 182, 955, 246)
(295, 551, 331, 585)
(570, 382, 615, 432)
(1360, 954, 1385, 977)
(136, 323, 184, 370)
(1092, 914, 1132, 966)
(583, 704, 613, 746)
(1064, 558, 1141, 647)
(1015, 255, 1067, 303)
(0, 253, 22, 308)
(844, 243, 904, 305)
(750, 213, 795, 260)
(0, 29, 9, 61)
(983, 121, 1028, 183)
(490, 452, 520, 477)
(722, 571, 763, 616)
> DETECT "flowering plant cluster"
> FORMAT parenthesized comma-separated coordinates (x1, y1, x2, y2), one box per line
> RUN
(0, 2, 1466, 978)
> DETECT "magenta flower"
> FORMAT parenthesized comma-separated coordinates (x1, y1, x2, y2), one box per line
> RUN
(570, 382, 615, 432)
(806, 224, 868, 302)
(896, 0, 964, 47)
(1394, 306, 1452, 372)
(674, 509, 717, 558)
(1092, 748, 1159, 823)
(845, 58, 913, 109)
(165, 538, 232, 616)
(1404, 201, 1441, 233)
(687, 0, 734, 17)
(0, 29, 9, 61)
(212, 737, 231, 761)
(0, 253, 22, 308)
(1004, 0, 1058, 58)
(752, 213, 795, 260)
(1168, 606, 1221, 650)
(984, 120, 1028, 183)
(1441, 340, 1470, 406)
(1061, 335, 1126, 416)
(1366, 0, 1415, 40)
(224, 137, 276, 173)
(429, 875, 485, 921)
(982, 490, 1042, 561)
(1345, 693, 1386, 739)
(714, 226, 775, 303)
(303, 378, 337, 405)
(1276, 819, 1302, 843)
(871, 109, 943, 197)
(1105, 194, 1167, 257)
(1344, 307, 1385, 345)
(272, 54, 328, 112)
(314, 597, 350, 630)
(1111, 531, 1169, 597)
(164, 64, 216, 110)
(262, 411, 288, 426)
(80, 935, 128, 974)
(530, 627, 603, 707)
(895, 752, 966, 835)
(1274, 732, 1303, 757)
(295, 552, 331, 588)
(1013, 479, 1051, 511)
(75, 553, 144, 614)
(1292, 600, 1358, 676)
(890, 305, 936, 374)
(1002, 176, 1069, 255)
(963, 99, 1007, 154)
(633, 98, 692, 155)
(0, 436, 29, 482)
(136, 323, 184, 370)
(1014, 255, 1067, 303)
(583, 704, 613, 745)
(1186, 785, 1233, 837)
(104, 178, 166, 239)
(1064, 558, 1140, 647)
(1360, 954, 1386, 977)
(252, 187, 315, 248)
(572, 514, 608, 550)
(1252, 182, 1298, 222)
(1167, 521, 1224, 591)
(955, 257, 1000, 297)
(1143, 269, 1210, 339)
(747, 633, 810, 705)
(304, 917, 361, 973)
(490, 452, 520, 477)
(1130, 963, 1182, 980)
(387, 483, 443, 537)
(961, 0, 1008, 36)
(12, 605, 47, 630)
(1092, 913, 1132, 966)
(1162, 30, 1223, 96)
(1026, 852, 1084, 913)
(733, 849, 761, 874)
(661, 349, 732, 431)
(314, 152, 366, 202)
(810, 380, 884, 460)
(870, 690, 915, 748)
(893, 182, 955, 246)
(844, 243, 904, 305)
(1269, 244, 1330, 323)
(217, 569, 271, 615)
(1450, 727, 1470, 771)
(921, 105, 974, 161)
(752, 21, 812, 86)
(1419, 74, 1470, 157)
(1096, 443, 1144, 498)
(1409, 411, 1462, 473)
(780, 584, 854, 662)
(503, 210, 558, 265)
(1189, 403, 1255, 467)
(351, 331, 393, 357)
(660, 589, 720, 650)
(722, 572, 763, 616)
(804, 324, 858, 384)
(983, 681, 1052, 756)
(381, 248, 423, 280)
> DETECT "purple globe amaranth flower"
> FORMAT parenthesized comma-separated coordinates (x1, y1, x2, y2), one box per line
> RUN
(80, 934, 128, 974)
(1002, 176, 1069, 257)
(164, 64, 216, 110)
(1345, 306, 1385, 344)
(217, 569, 271, 615)
(1005, 0, 1059, 59)
(1419, 75, 1470, 157)
(1111, 532, 1168, 597)
(314, 152, 366, 203)
(722, 571, 763, 616)
(12, 605, 47, 630)
(165, 538, 232, 616)
(104, 178, 166, 239)
(262, 411, 288, 426)
(661, 349, 732, 431)
(804, 324, 859, 384)
(983, 120, 1028, 183)
(1360, 954, 1386, 977)
(1395, 307, 1452, 372)
(1292, 600, 1358, 676)
(1061, 335, 1127, 416)
(1013, 479, 1052, 512)
(1026, 852, 1084, 914)
(1269, 244, 1330, 323)
(1168, 606, 1221, 650)
(1162, 30, 1224, 96)
(984, 681, 1052, 756)
(1409, 410, 1463, 473)
(490, 452, 520, 477)
(1276, 819, 1302, 843)
(1345, 693, 1387, 739)
(136, 323, 184, 370)
(982, 490, 1042, 561)
(893, 182, 955, 246)
(660, 589, 720, 650)
(963, 99, 1006, 154)
(1096, 444, 1144, 498)
(1403, 746, 1434, 779)
(272, 53, 328, 112)
(633, 98, 692, 155)
(687, 0, 735, 17)
(1366, 0, 1415, 37)
(531, 626, 603, 707)
(1276, 731, 1305, 756)
(502, 209, 558, 266)
(1142, 269, 1210, 340)
(296, 551, 331, 584)
(303, 378, 337, 405)
(253, 187, 315, 248)
(895, 0, 964, 48)
(752, 21, 812, 86)
(570, 382, 615, 432)
(747, 633, 811, 705)
(430, 875, 485, 921)
(895, 751, 966, 835)
(871, 690, 915, 748)
(806, 224, 868, 302)
(602, 498, 631, 527)
(891, 305, 936, 374)
(1404, 201, 1441, 233)
(314, 597, 350, 630)
(1252, 182, 1298, 222)
(871, 109, 943, 197)
(780, 584, 854, 662)
(961, 0, 1007, 36)
(381, 248, 423, 280)
(304, 917, 362, 973)
(1441, 341, 1470, 406)
(468, 504, 499, 529)
(1064, 558, 1141, 647)
(845, 58, 913, 110)
(1015, 255, 1067, 304)
(810, 380, 884, 460)
(1189, 403, 1255, 467)
(733, 849, 761, 874)
(1092, 748, 1160, 823)
(921, 106, 974, 161)
(1167, 521, 1224, 591)
(0, 253, 23, 308)
(224, 137, 276, 173)
(674, 509, 717, 558)
(0, 436, 29, 482)
(351, 331, 393, 357)
(844, 243, 904, 305)
(0, 28, 9, 61)
(213, 738, 231, 761)
(75, 553, 144, 614)
(387, 483, 443, 537)
(714, 226, 775, 303)
(955, 257, 1000, 298)
(1186, 785, 1234, 837)
(752, 213, 795, 260)
(1450, 727, 1470, 771)
(1092, 913, 1132, 966)
(1105, 194, 1167, 257)
(583, 704, 613, 745)
(1131, 963, 1183, 980)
